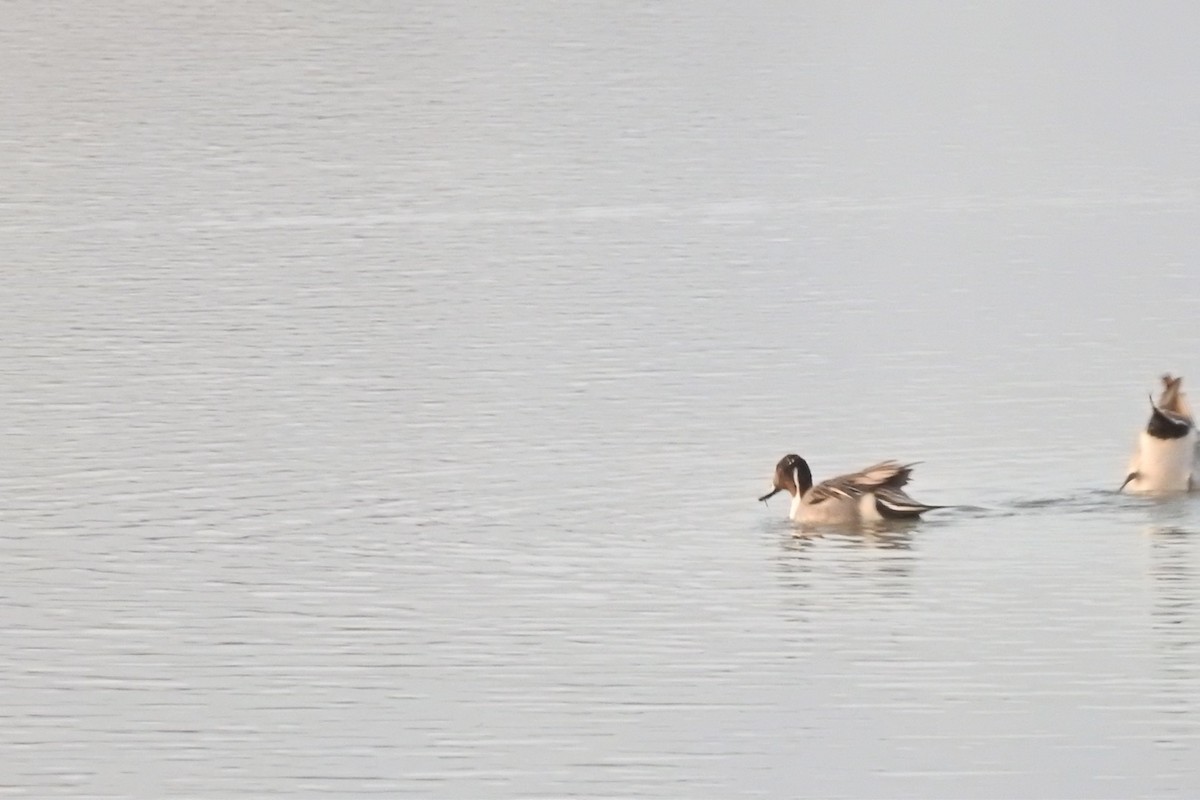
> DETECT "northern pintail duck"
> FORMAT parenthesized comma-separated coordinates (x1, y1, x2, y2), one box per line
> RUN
(1120, 374, 1196, 493)
(758, 454, 942, 524)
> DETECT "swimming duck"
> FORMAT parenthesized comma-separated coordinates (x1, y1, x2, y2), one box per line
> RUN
(1120, 374, 1196, 494)
(758, 454, 942, 524)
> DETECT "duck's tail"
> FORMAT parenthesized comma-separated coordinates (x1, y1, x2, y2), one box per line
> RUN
(1157, 374, 1192, 421)
(874, 488, 944, 519)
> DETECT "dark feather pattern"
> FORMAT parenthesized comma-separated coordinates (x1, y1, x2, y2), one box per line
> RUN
(806, 460, 915, 503)
(1147, 404, 1193, 440)
(874, 487, 942, 519)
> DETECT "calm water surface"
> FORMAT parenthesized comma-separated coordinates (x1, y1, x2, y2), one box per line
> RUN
(4, 3, 1200, 798)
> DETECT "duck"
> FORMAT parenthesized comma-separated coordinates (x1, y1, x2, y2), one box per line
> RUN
(758, 454, 942, 524)
(1120, 374, 1196, 494)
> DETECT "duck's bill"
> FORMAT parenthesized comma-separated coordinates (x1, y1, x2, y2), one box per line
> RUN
(758, 487, 782, 503)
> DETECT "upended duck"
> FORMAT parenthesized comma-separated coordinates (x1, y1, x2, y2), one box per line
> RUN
(1120, 374, 1196, 494)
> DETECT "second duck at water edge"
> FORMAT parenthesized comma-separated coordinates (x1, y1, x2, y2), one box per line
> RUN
(1120, 373, 1196, 494)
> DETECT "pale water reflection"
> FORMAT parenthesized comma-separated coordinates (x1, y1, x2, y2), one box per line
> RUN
(4, 1, 1200, 798)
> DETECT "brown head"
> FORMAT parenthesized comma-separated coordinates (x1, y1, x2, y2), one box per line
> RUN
(758, 454, 814, 502)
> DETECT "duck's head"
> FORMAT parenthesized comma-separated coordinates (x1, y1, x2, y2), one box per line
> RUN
(758, 454, 813, 502)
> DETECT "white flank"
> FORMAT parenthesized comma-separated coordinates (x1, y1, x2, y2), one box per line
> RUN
(793, 493, 860, 524)
(856, 493, 884, 522)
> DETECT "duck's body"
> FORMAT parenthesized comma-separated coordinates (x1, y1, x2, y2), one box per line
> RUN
(1121, 374, 1196, 494)
(759, 454, 941, 525)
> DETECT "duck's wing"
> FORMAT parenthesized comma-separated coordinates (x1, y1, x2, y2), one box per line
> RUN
(807, 460, 915, 503)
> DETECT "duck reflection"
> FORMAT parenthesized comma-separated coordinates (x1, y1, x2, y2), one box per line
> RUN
(1145, 525, 1200, 751)
(1147, 526, 1196, 645)
(772, 520, 916, 599)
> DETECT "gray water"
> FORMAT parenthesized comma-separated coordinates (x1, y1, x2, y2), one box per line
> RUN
(4, 3, 1200, 798)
